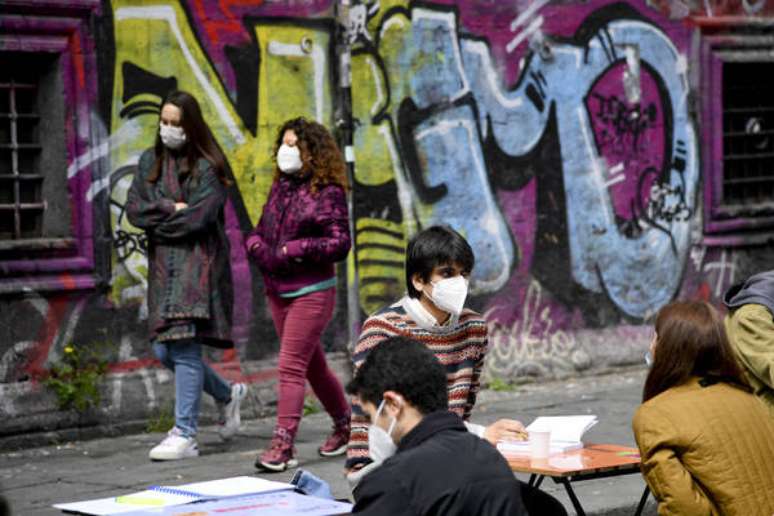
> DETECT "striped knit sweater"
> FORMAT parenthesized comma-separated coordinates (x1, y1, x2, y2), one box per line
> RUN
(346, 296, 488, 469)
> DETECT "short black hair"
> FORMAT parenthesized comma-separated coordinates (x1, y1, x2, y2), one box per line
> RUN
(346, 337, 448, 415)
(405, 225, 474, 299)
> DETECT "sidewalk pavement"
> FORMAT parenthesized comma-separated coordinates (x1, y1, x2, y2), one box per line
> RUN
(1, 367, 656, 516)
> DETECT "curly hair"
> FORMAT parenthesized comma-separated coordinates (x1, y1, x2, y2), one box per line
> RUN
(273, 117, 348, 192)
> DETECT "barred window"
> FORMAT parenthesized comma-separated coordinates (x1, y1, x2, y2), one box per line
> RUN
(0, 52, 70, 242)
(722, 61, 774, 208)
(0, 3, 101, 293)
(702, 31, 774, 238)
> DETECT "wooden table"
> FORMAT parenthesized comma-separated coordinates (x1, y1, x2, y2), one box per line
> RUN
(502, 443, 650, 516)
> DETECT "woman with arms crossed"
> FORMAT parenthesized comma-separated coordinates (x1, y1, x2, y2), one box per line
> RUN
(127, 90, 246, 461)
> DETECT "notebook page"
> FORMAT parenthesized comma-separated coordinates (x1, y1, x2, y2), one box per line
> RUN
(159, 476, 294, 498)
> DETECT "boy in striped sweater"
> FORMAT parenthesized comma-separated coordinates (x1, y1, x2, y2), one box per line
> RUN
(346, 226, 525, 482)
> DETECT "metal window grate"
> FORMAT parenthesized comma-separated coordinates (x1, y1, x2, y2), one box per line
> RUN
(722, 61, 774, 207)
(0, 72, 44, 239)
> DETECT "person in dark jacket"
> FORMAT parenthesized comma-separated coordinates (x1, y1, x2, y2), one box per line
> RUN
(127, 90, 246, 461)
(246, 117, 352, 472)
(346, 336, 533, 516)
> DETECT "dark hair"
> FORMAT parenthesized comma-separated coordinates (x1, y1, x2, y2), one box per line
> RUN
(148, 90, 230, 185)
(643, 300, 745, 402)
(273, 117, 348, 192)
(346, 337, 448, 415)
(405, 225, 474, 299)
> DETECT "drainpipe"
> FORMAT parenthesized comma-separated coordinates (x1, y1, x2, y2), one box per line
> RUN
(334, 0, 360, 356)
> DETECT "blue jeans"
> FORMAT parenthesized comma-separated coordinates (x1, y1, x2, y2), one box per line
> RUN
(153, 340, 232, 438)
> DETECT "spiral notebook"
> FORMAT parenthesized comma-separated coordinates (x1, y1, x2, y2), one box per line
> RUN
(54, 476, 294, 515)
(53, 489, 201, 515)
(151, 476, 293, 499)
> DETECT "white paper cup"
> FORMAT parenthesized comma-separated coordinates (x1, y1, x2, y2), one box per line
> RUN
(529, 430, 551, 459)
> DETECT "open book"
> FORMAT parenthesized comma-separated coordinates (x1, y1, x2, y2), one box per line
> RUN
(53, 476, 294, 515)
(497, 415, 598, 455)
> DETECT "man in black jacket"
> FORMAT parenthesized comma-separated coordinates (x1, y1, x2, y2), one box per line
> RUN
(346, 336, 528, 516)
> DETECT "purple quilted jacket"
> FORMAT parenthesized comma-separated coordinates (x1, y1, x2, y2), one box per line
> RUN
(246, 174, 351, 295)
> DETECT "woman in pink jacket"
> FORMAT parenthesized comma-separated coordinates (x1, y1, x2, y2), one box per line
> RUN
(246, 117, 351, 472)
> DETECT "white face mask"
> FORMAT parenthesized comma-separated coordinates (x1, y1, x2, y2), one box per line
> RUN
(645, 350, 653, 368)
(159, 123, 186, 150)
(427, 275, 469, 316)
(368, 399, 398, 464)
(277, 144, 303, 174)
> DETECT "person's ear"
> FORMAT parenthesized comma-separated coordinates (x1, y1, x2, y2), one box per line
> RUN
(411, 273, 426, 295)
(382, 391, 404, 418)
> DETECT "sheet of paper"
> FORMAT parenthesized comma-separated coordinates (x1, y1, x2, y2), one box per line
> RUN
(54, 490, 199, 515)
(548, 454, 586, 470)
(162, 476, 293, 498)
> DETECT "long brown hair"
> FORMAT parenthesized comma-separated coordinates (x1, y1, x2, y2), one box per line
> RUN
(272, 117, 348, 192)
(148, 90, 230, 185)
(643, 300, 745, 402)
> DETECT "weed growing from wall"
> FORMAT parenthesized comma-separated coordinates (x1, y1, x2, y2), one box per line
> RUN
(42, 344, 108, 413)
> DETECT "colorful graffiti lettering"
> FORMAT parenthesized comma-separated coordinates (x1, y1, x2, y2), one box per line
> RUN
(349, 1, 697, 322)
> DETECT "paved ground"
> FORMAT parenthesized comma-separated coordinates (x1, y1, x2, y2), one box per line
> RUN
(1, 367, 657, 516)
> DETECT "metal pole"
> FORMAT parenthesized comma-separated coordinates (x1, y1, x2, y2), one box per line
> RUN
(334, 0, 361, 354)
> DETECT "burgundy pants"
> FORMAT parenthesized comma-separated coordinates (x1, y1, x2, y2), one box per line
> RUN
(267, 287, 350, 438)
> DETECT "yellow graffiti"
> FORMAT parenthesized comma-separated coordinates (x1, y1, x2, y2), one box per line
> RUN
(365, 0, 410, 35)
(351, 53, 391, 186)
(349, 7, 437, 315)
(353, 218, 407, 315)
(350, 45, 413, 314)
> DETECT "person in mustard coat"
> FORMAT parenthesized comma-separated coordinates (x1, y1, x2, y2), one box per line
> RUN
(632, 300, 774, 516)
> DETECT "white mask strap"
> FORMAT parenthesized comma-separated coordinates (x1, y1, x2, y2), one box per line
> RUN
(376, 397, 400, 436)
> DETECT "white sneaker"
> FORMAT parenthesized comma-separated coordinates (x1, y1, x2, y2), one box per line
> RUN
(217, 383, 247, 441)
(149, 427, 199, 461)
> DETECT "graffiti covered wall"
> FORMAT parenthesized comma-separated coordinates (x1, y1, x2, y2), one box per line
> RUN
(2, 0, 774, 437)
(348, 0, 701, 378)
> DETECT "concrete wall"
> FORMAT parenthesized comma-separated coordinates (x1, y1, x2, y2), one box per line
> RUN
(2, 0, 773, 441)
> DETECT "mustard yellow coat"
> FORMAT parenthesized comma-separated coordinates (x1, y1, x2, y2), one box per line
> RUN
(725, 304, 774, 417)
(633, 378, 774, 516)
